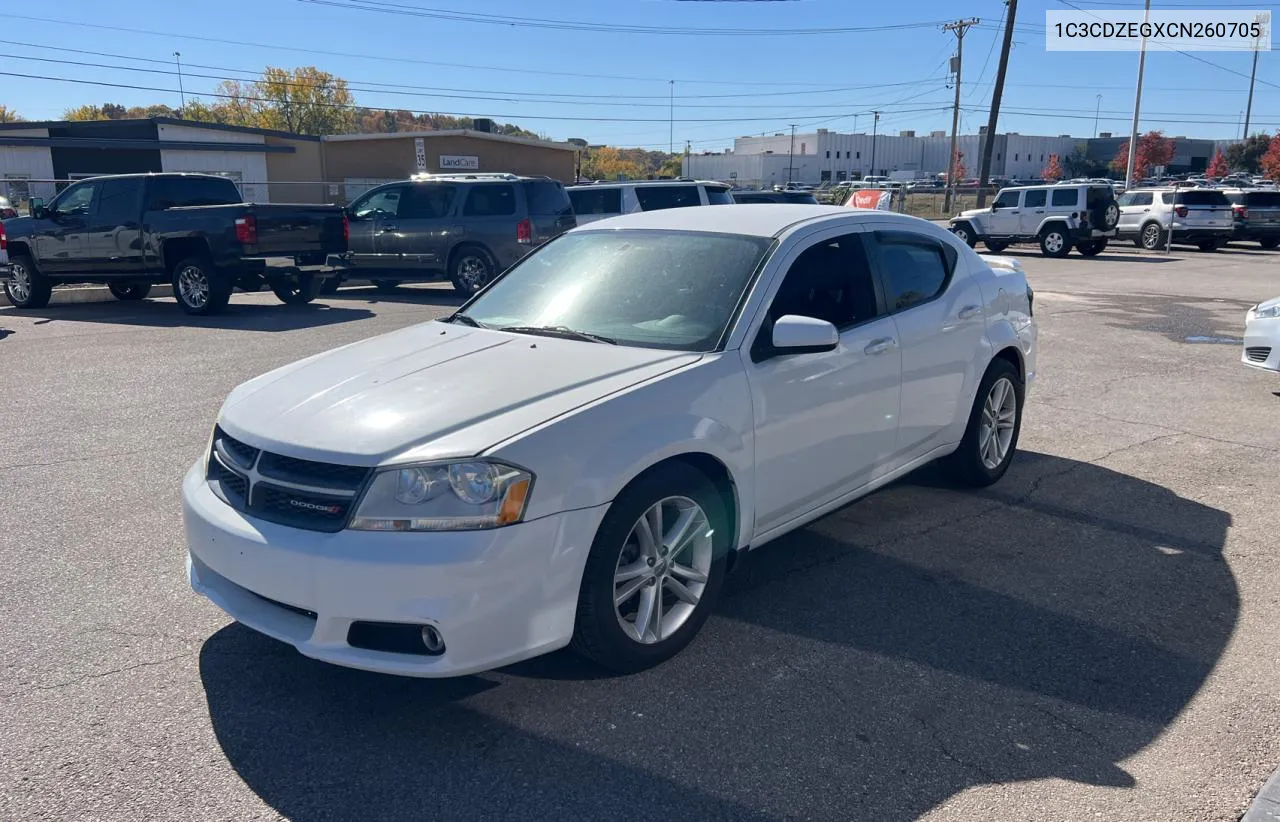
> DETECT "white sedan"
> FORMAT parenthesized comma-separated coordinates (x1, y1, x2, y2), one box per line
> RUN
(183, 205, 1037, 677)
(1243, 296, 1280, 373)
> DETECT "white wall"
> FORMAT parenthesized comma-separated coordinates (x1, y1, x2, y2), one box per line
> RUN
(0, 127, 56, 202)
(160, 150, 270, 202)
(156, 123, 263, 145)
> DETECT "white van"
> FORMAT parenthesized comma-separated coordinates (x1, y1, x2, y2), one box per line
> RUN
(567, 180, 734, 224)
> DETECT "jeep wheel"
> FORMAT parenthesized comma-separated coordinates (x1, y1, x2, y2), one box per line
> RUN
(1077, 239, 1108, 257)
(1039, 226, 1072, 258)
(1140, 222, 1164, 251)
(1092, 198, 1121, 231)
(984, 240, 1010, 253)
(950, 223, 977, 248)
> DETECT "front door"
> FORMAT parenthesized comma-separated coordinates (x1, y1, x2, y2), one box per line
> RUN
(1116, 190, 1153, 236)
(384, 183, 459, 272)
(34, 180, 97, 275)
(864, 225, 988, 461)
(745, 227, 902, 535)
(986, 189, 1022, 236)
(345, 184, 407, 274)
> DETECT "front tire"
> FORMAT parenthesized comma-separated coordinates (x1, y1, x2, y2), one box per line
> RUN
(108, 282, 152, 301)
(942, 358, 1024, 488)
(1259, 238, 1280, 250)
(171, 256, 233, 316)
(572, 462, 729, 674)
(951, 223, 978, 248)
(1140, 222, 1164, 251)
(1039, 226, 1071, 258)
(3, 254, 53, 309)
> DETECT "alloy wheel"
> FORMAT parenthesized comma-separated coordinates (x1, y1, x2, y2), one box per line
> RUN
(178, 266, 209, 309)
(613, 496, 714, 645)
(456, 255, 489, 291)
(1044, 232, 1065, 254)
(979, 377, 1017, 470)
(1142, 225, 1162, 250)
(1105, 203, 1119, 227)
(7, 262, 31, 303)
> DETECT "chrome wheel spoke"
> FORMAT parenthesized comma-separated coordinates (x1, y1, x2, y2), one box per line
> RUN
(664, 576, 699, 605)
(614, 573, 649, 606)
(669, 562, 708, 584)
(634, 584, 658, 641)
(664, 506, 704, 561)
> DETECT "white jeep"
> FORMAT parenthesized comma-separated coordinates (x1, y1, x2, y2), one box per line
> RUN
(949, 183, 1121, 258)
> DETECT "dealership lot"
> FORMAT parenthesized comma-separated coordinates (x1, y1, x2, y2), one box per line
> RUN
(3, 245, 1280, 821)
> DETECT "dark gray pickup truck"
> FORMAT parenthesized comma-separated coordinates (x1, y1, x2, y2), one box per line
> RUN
(0, 173, 348, 314)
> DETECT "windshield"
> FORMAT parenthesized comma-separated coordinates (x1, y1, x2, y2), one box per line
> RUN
(460, 229, 772, 351)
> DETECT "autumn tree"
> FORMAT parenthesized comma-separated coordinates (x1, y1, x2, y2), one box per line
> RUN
(581, 146, 645, 180)
(1206, 150, 1229, 179)
(1042, 153, 1064, 181)
(950, 147, 966, 181)
(1260, 135, 1280, 183)
(1110, 131, 1176, 180)
(0, 105, 22, 123)
(1226, 133, 1273, 174)
(63, 104, 106, 121)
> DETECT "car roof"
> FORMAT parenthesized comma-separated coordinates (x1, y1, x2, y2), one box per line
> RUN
(567, 180, 727, 190)
(572, 204, 924, 238)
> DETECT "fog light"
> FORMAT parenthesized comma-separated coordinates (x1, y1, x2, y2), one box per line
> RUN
(421, 624, 446, 654)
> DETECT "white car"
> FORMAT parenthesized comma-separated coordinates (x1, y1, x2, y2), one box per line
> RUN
(183, 206, 1037, 677)
(567, 180, 733, 225)
(1243, 296, 1280, 373)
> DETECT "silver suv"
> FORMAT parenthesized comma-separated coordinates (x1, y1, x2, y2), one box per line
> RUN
(1116, 187, 1233, 252)
(949, 183, 1120, 258)
(567, 180, 733, 224)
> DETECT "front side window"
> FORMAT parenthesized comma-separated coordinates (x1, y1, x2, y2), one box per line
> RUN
(869, 231, 953, 313)
(634, 185, 700, 211)
(55, 182, 97, 216)
(993, 190, 1020, 209)
(767, 233, 879, 329)
(351, 186, 405, 220)
(461, 230, 771, 351)
(1051, 188, 1079, 207)
(1023, 189, 1048, 208)
(1119, 191, 1153, 207)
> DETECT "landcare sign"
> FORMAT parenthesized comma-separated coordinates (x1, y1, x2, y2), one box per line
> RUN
(440, 155, 481, 171)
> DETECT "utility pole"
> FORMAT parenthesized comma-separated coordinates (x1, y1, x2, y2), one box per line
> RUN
(869, 111, 880, 179)
(1124, 0, 1152, 189)
(174, 51, 186, 114)
(1094, 94, 1102, 137)
(669, 80, 675, 155)
(943, 17, 979, 213)
(976, 3, 1013, 208)
(1242, 14, 1264, 138)
(788, 124, 797, 184)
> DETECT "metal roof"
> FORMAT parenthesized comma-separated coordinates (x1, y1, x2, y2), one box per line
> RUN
(0, 136, 295, 153)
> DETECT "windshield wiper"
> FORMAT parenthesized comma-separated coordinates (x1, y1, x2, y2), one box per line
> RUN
(498, 325, 617, 345)
(447, 313, 487, 328)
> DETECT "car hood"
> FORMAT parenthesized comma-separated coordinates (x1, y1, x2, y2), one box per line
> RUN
(1254, 295, 1280, 314)
(956, 207, 988, 221)
(217, 321, 700, 466)
(1, 215, 36, 237)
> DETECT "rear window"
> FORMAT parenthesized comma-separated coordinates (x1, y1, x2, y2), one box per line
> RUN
(148, 176, 240, 210)
(634, 185, 701, 211)
(525, 180, 572, 215)
(1175, 191, 1230, 206)
(568, 187, 622, 216)
(463, 184, 516, 217)
(1244, 191, 1280, 207)
(704, 186, 733, 205)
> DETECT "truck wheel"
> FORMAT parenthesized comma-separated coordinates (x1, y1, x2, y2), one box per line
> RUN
(449, 247, 497, 296)
(172, 256, 232, 316)
(108, 282, 152, 301)
(1260, 238, 1280, 250)
(1038, 226, 1072, 258)
(983, 240, 1010, 253)
(271, 273, 323, 305)
(371, 279, 402, 294)
(1076, 239, 1108, 257)
(3, 254, 53, 309)
(950, 223, 978, 248)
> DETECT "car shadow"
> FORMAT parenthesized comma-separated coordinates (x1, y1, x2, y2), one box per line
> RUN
(199, 451, 1234, 820)
(1040, 290, 1256, 345)
(329, 283, 466, 309)
(2, 298, 376, 331)
(980, 248, 1179, 264)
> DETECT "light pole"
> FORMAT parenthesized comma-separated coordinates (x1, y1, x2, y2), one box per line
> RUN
(1093, 94, 1102, 138)
(869, 111, 880, 179)
(174, 51, 186, 114)
(788, 124, 797, 184)
(1124, 0, 1152, 190)
(668, 80, 674, 155)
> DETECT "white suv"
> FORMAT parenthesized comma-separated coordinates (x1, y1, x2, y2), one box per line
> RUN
(949, 183, 1120, 258)
(567, 180, 733, 224)
(1115, 187, 1233, 251)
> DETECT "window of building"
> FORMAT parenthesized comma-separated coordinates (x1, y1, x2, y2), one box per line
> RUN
(826, 150, 831, 159)
(856, 151, 861, 159)
(1015, 153, 1019, 161)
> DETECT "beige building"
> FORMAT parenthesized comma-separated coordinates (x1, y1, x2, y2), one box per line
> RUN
(321, 130, 578, 202)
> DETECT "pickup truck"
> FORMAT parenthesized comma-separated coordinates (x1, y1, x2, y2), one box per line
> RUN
(0, 173, 348, 315)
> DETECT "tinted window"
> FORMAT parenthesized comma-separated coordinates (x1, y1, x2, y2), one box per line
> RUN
(147, 176, 239, 210)
(1245, 192, 1280, 207)
(1023, 189, 1047, 208)
(870, 231, 952, 312)
(526, 181, 572, 215)
(55, 182, 97, 216)
(350, 186, 404, 220)
(704, 186, 733, 205)
(1119, 191, 1153, 206)
(993, 190, 1020, 208)
(463, 184, 516, 217)
(1050, 188, 1079, 207)
(769, 234, 878, 329)
(634, 185, 701, 211)
(401, 184, 456, 219)
(1176, 190, 1230, 206)
(96, 178, 142, 223)
(463, 230, 771, 352)
(568, 187, 622, 215)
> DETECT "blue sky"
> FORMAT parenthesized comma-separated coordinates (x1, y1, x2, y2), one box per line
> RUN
(1, 0, 1275, 150)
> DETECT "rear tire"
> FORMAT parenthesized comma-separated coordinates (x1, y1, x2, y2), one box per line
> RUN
(1196, 240, 1223, 253)
(1039, 226, 1072, 258)
(1076, 238, 1108, 257)
(371, 279, 402, 294)
(171, 256, 232, 316)
(108, 282, 152, 301)
(942, 357, 1024, 488)
(984, 240, 1010, 253)
(572, 462, 730, 674)
(3, 254, 53, 309)
(449, 247, 497, 297)
(1259, 238, 1280, 250)
(270, 273, 322, 305)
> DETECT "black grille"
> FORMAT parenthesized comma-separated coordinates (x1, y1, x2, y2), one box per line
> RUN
(1246, 346, 1272, 363)
(205, 428, 373, 533)
(252, 592, 318, 621)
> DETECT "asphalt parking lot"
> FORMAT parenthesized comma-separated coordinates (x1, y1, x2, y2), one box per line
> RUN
(3, 243, 1280, 822)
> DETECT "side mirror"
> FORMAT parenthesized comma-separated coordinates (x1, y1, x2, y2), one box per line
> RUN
(30, 198, 46, 219)
(991, 203, 999, 212)
(771, 315, 839, 355)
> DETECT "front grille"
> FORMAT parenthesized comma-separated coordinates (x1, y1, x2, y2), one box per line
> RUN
(1246, 346, 1272, 363)
(207, 426, 373, 533)
(252, 592, 318, 621)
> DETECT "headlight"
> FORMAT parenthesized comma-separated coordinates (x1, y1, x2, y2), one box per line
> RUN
(349, 460, 532, 532)
(1252, 303, 1280, 320)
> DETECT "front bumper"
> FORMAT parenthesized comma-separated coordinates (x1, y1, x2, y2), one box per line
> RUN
(183, 461, 610, 677)
(1243, 312, 1280, 373)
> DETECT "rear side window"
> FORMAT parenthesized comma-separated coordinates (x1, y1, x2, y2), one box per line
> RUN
(96, 178, 143, 224)
(568, 187, 622, 215)
(525, 181, 573, 215)
(1176, 191, 1230, 206)
(463, 184, 516, 217)
(634, 185, 700, 211)
(401, 184, 456, 219)
(870, 231, 953, 313)
(1119, 191, 1153, 207)
(147, 176, 240, 210)
(704, 186, 733, 205)
(1050, 188, 1079, 207)
(1245, 192, 1280, 207)
(1023, 189, 1047, 208)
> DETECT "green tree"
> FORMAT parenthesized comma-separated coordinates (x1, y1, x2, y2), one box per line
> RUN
(0, 105, 23, 123)
(252, 66, 356, 135)
(1226, 134, 1273, 174)
(63, 104, 106, 121)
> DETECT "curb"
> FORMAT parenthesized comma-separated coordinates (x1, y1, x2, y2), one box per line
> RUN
(0, 285, 175, 307)
(1243, 769, 1280, 821)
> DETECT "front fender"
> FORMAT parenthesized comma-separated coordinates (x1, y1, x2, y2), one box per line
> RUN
(487, 354, 755, 549)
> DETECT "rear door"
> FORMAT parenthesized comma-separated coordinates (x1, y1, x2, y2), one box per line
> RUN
(568, 186, 623, 225)
(459, 183, 521, 270)
(88, 177, 145, 275)
(35, 179, 97, 275)
(386, 183, 458, 272)
(524, 179, 576, 242)
(633, 184, 701, 212)
(1017, 189, 1049, 234)
(1174, 190, 1232, 231)
(345, 184, 407, 272)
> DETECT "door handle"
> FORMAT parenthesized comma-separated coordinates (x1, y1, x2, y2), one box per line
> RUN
(1010, 211, 1020, 214)
(864, 337, 896, 356)
(1035, 209, 1045, 213)
(379, 224, 398, 232)
(958, 304, 981, 319)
